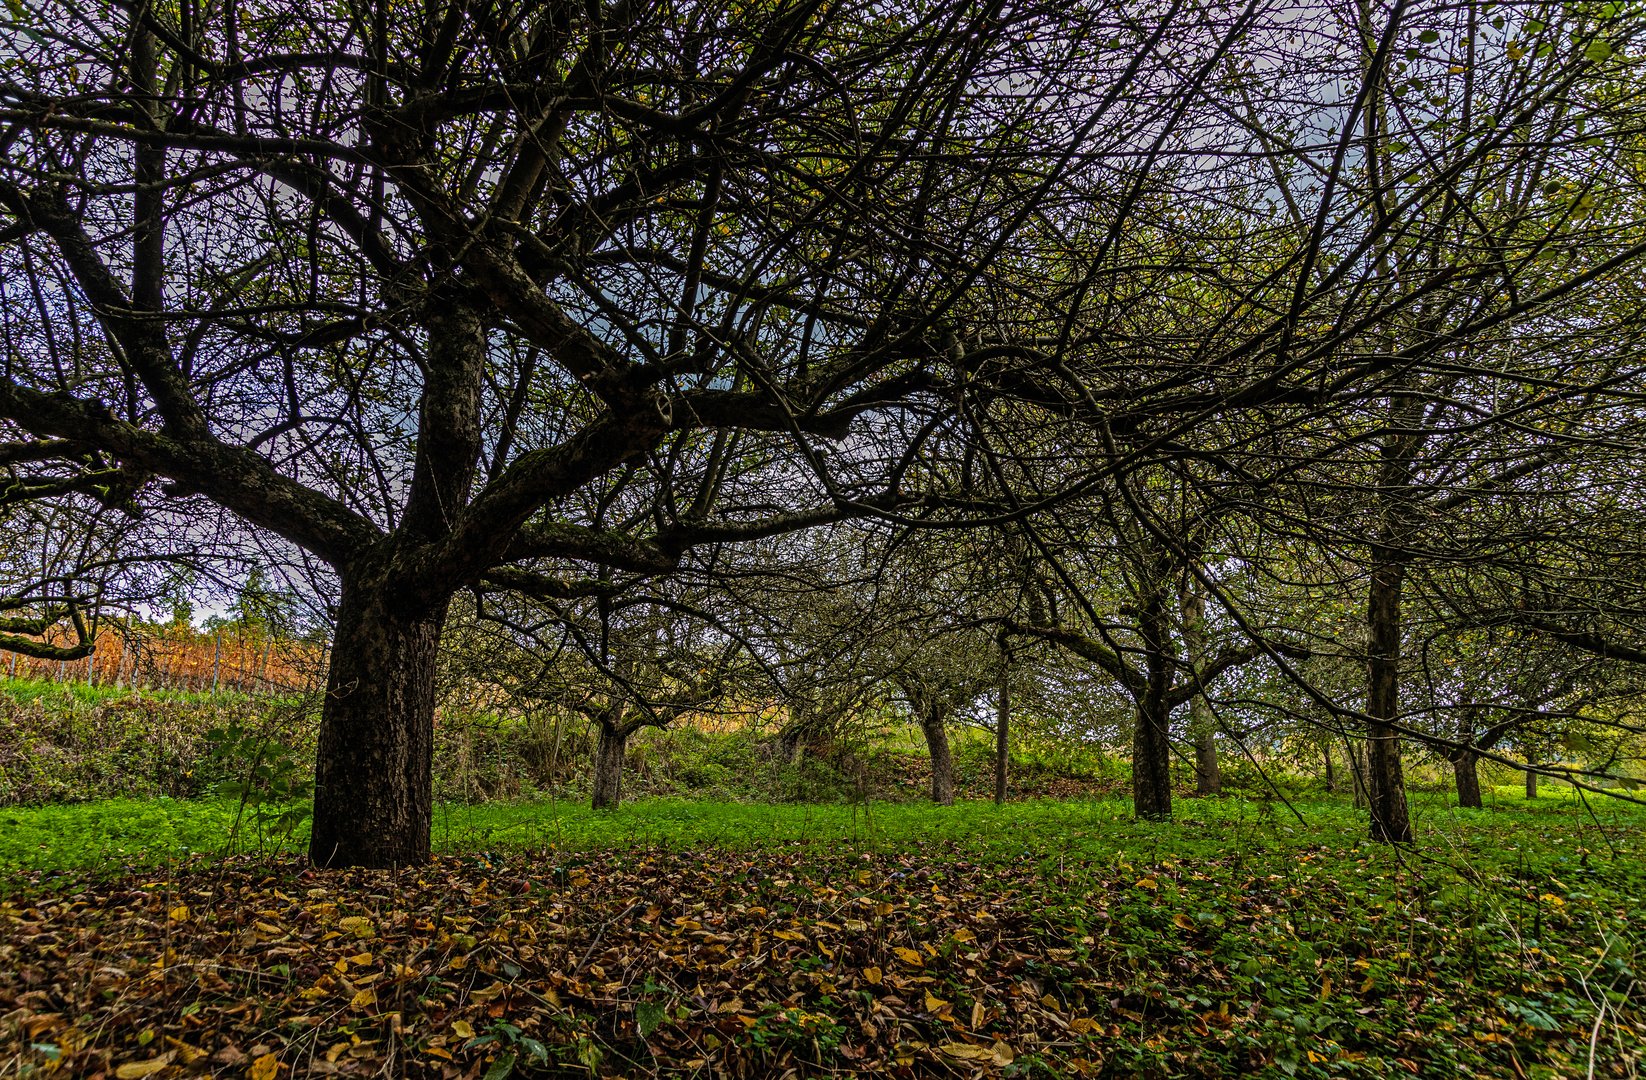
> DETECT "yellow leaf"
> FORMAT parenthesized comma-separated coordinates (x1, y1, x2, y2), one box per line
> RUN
(992, 1041, 1016, 1066)
(924, 992, 950, 1014)
(424, 1047, 453, 1061)
(970, 1000, 985, 1029)
(248, 1054, 281, 1080)
(950, 928, 976, 943)
(772, 929, 807, 942)
(337, 916, 375, 938)
(892, 947, 924, 967)
(167, 905, 190, 922)
(451, 1020, 474, 1039)
(349, 989, 377, 1012)
(115, 1054, 174, 1079)
(347, 952, 373, 966)
(863, 966, 882, 985)
(1172, 913, 1195, 930)
(938, 1042, 993, 1060)
(1135, 877, 1159, 891)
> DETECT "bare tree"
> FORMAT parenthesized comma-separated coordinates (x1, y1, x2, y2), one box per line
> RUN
(0, 0, 1193, 864)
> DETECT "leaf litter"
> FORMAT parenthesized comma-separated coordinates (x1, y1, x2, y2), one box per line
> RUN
(1, 839, 1640, 1077)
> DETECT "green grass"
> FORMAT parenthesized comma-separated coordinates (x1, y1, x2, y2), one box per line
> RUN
(4, 785, 1640, 877)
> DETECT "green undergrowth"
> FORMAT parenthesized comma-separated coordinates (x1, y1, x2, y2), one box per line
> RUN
(0, 676, 1114, 809)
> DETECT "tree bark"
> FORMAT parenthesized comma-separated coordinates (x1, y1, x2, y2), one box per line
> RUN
(592, 722, 629, 810)
(1525, 767, 1538, 799)
(994, 645, 1010, 805)
(309, 572, 446, 868)
(920, 707, 955, 806)
(1133, 597, 1174, 821)
(1452, 749, 1482, 809)
(1323, 744, 1337, 794)
(1193, 724, 1221, 796)
(1365, 555, 1413, 843)
(1351, 740, 1369, 809)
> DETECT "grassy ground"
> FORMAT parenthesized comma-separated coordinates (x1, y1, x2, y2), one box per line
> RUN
(0, 782, 1623, 873)
(1, 791, 1641, 1078)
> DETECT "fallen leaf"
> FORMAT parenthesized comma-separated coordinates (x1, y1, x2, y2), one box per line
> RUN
(248, 1053, 280, 1080)
(892, 947, 924, 967)
(115, 1054, 174, 1079)
(938, 1041, 993, 1060)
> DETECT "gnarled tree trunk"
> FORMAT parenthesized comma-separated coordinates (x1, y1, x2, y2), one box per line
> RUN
(920, 707, 955, 805)
(1452, 749, 1482, 809)
(1133, 596, 1174, 821)
(592, 721, 630, 810)
(1365, 554, 1413, 843)
(309, 572, 446, 868)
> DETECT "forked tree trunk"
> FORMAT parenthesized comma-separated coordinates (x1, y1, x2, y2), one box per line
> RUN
(309, 575, 446, 868)
(592, 722, 630, 810)
(1453, 749, 1483, 809)
(920, 708, 955, 806)
(1365, 555, 1413, 843)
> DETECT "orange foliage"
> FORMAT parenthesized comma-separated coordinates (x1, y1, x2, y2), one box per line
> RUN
(4, 624, 324, 695)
